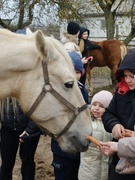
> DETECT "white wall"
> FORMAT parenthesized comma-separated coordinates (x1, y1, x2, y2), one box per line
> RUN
(82, 14, 135, 48)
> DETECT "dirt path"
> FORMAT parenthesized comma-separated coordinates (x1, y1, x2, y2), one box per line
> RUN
(12, 135, 54, 180)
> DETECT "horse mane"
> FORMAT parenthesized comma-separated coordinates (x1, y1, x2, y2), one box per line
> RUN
(0, 28, 73, 72)
(46, 36, 74, 68)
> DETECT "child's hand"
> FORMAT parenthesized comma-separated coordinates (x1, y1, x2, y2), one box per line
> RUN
(122, 129, 135, 137)
(19, 131, 29, 142)
(99, 141, 118, 156)
(112, 124, 125, 139)
(86, 56, 93, 61)
(82, 56, 93, 64)
(82, 57, 88, 64)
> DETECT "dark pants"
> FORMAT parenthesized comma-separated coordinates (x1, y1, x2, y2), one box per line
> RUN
(52, 154, 80, 180)
(109, 153, 135, 180)
(79, 63, 87, 86)
(0, 127, 40, 180)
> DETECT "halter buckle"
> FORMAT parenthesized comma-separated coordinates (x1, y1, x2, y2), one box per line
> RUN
(74, 107, 80, 115)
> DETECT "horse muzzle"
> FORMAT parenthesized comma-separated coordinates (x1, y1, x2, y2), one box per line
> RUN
(59, 133, 91, 153)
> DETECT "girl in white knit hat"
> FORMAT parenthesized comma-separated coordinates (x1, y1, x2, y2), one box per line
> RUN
(78, 90, 113, 180)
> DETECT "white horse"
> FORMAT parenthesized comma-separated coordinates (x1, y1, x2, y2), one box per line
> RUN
(0, 28, 92, 153)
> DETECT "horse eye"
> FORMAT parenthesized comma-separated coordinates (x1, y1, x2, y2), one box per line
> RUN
(64, 81, 74, 88)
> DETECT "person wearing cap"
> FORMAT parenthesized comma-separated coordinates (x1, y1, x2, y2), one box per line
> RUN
(51, 52, 89, 180)
(61, 21, 82, 58)
(61, 22, 91, 77)
(78, 27, 101, 86)
(101, 48, 135, 180)
(78, 90, 113, 180)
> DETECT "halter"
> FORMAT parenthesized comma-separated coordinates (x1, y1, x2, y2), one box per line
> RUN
(26, 61, 87, 139)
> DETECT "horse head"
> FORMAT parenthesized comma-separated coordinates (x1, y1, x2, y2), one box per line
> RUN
(0, 28, 93, 153)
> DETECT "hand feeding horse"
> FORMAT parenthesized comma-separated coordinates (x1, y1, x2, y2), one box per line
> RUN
(87, 39, 127, 95)
(0, 28, 92, 153)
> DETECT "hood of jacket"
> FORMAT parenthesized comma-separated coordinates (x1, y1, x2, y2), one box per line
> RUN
(116, 48, 135, 81)
(78, 27, 90, 39)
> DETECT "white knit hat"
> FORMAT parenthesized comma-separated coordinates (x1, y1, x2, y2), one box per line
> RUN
(91, 90, 113, 108)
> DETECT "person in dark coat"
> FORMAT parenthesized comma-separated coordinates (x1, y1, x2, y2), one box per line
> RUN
(102, 48, 135, 180)
(78, 27, 101, 85)
(51, 52, 90, 180)
(0, 98, 41, 180)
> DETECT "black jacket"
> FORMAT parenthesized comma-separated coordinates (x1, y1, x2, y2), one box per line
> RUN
(102, 89, 135, 132)
(1, 99, 40, 135)
(78, 27, 101, 58)
(102, 48, 135, 132)
(102, 49, 135, 179)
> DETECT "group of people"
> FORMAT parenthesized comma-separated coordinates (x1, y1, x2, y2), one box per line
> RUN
(1, 21, 135, 180)
(51, 20, 135, 180)
(61, 21, 101, 86)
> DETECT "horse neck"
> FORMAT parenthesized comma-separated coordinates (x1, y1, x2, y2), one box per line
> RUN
(0, 74, 23, 99)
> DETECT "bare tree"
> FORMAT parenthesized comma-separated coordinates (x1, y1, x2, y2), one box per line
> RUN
(0, 0, 82, 32)
(124, 0, 135, 45)
(1, 0, 135, 45)
(49, 0, 83, 22)
(0, 0, 41, 31)
(94, 0, 135, 45)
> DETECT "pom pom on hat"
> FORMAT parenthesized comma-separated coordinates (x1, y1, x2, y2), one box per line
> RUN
(67, 21, 80, 35)
(68, 52, 83, 74)
(91, 90, 113, 108)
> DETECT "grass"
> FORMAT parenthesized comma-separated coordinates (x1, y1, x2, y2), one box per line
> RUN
(87, 66, 116, 101)
(93, 85, 115, 94)
(88, 84, 115, 102)
(91, 66, 111, 80)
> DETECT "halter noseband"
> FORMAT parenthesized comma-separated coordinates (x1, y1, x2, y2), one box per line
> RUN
(26, 61, 87, 139)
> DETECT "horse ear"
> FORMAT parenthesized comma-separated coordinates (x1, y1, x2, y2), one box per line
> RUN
(26, 28, 33, 35)
(35, 30, 47, 58)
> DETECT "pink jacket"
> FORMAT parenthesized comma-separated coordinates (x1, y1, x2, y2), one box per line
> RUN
(118, 137, 135, 158)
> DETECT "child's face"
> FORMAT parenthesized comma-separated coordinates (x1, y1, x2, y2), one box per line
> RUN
(75, 70, 81, 80)
(124, 70, 135, 90)
(82, 31, 88, 40)
(90, 102, 105, 118)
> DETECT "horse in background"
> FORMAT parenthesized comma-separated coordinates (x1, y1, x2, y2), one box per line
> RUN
(87, 39, 127, 95)
(0, 28, 93, 153)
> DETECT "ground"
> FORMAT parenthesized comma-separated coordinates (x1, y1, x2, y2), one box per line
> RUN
(13, 135, 54, 180)
(11, 67, 112, 180)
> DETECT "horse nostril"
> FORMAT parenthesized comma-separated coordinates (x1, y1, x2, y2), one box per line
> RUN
(70, 136, 89, 152)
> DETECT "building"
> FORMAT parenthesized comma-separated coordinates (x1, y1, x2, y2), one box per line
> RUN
(79, 0, 135, 48)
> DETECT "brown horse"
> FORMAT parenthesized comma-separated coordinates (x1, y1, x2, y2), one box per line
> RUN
(86, 39, 127, 95)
